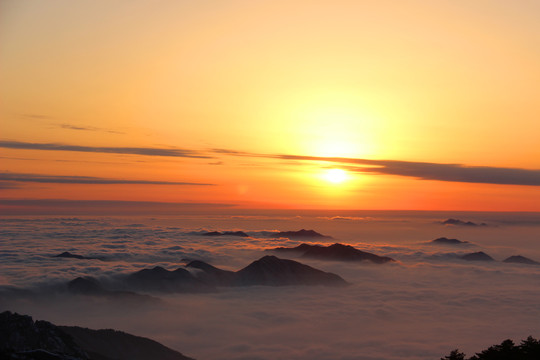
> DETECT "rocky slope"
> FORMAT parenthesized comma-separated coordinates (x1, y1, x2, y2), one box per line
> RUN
(0, 311, 194, 360)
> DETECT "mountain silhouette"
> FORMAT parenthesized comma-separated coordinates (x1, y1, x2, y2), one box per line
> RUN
(67, 256, 348, 295)
(125, 266, 214, 293)
(235, 255, 348, 286)
(430, 237, 469, 245)
(185, 260, 237, 285)
(270, 243, 394, 264)
(187, 256, 348, 287)
(54, 251, 101, 260)
(440, 218, 487, 227)
(503, 255, 540, 265)
(274, 229, 332, 239)
(460, 252, 494, 261)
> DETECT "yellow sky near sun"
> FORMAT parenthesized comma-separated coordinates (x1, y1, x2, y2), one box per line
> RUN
(1, 0, 540, 211)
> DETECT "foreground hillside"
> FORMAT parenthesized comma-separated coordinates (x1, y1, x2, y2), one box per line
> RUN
(0, 311, 194, 360)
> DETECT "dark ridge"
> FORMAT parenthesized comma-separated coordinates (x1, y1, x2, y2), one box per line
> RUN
(0, 311, 88, 359)
(304, 243, 394, 264)
(185, 260, 237, 286)
(274, 229, 332, 239)
(271, 243, 394, 264)
(235, 255, 348, 287)
(125, 266, 214, 293)
(53, 252, 101, 260)
(503, 255, 540, 265)
(185, 256, 348, 287)
(0, 311, 194, 360)
(201, 231, 249, 237)
(440, 218, 487, 227)
(460, 252, 495, 262)
(271, 243, 318, 253)
(431, 237, 469, 245)
(102, 255, 349, 293)
(60, 326, 194, 360)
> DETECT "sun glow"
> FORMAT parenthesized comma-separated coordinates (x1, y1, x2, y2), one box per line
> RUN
(324, 168, 348, 184)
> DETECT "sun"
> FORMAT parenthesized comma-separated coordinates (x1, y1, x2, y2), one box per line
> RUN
(324, 168, 348, 184)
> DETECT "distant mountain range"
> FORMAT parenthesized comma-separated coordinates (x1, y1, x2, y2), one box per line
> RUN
(439, 218, 487, 226)
(426, 251, 540, 265)
(198, 229, 332, 239)
(66, 255, 348, 297)
(269, 243, 394, 264)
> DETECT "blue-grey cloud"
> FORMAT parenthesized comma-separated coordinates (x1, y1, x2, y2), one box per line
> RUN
(0, 172, 214, 185)
(0, 140, 213, 159)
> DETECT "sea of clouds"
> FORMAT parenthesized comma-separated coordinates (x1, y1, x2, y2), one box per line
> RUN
(1, 212, 540, 360)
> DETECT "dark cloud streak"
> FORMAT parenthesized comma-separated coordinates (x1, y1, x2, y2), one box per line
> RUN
(350, 160, 540, 186)
(3, 140, 539, 186)
(0, 172, 214, 185)
(0, 182, 19, 189)
(0, 140, 213, 159)
(19, 114, 124, 134)
(58, 124, 124, 134)
(271, 155, 540, 187)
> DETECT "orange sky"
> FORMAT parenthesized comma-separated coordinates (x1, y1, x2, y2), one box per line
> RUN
(1, 0, 540, 213)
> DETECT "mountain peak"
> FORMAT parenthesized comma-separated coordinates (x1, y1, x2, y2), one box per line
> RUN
(460, 251, 494, 261)
(236, 255, 348, 286)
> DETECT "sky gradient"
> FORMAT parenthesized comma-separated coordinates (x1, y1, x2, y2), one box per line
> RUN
(1, 0, 540, 212)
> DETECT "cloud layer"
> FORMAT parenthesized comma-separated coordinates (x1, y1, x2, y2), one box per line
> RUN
(0, 199, 235, 215)
(1, 214, 540, 360)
